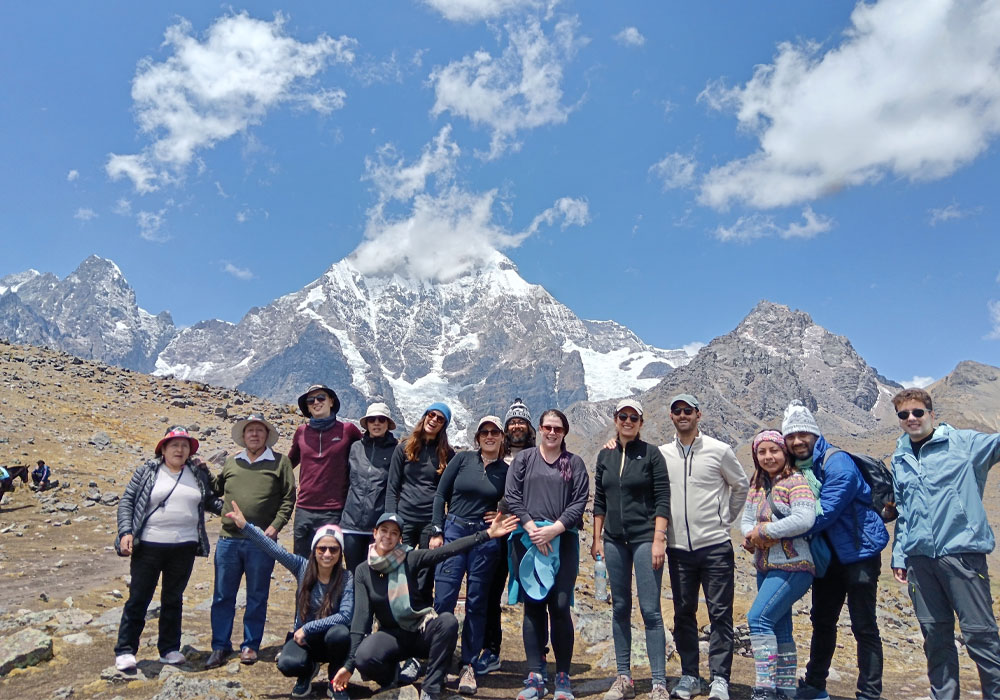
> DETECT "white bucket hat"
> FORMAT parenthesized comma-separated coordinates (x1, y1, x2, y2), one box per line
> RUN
(360, 402, 396, 431)
(231, 414, 279, 448)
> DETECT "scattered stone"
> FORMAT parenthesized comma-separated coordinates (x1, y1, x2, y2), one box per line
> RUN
(62, 632, 93, 645)
(90, 432, 111, 448)
(52, 686, 74, 699)
(93, 606, 123, 626)
(40, 592, 50, 602)
(0, 627, 54, 675)
(151, 674, 248, 699)
(100, 666, 148, 683)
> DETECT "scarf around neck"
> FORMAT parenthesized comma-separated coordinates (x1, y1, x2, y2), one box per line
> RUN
(309, 416, 338, 432)
(367, 543, 436, 631)
(795, 456, 824, 515)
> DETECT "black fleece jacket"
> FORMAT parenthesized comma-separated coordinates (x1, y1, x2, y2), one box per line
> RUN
(593, 438, 671, 543)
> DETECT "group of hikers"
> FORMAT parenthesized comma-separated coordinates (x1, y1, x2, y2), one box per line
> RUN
(110, 382, 1000, 700)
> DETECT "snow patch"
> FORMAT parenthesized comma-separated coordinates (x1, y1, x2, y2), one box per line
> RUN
(564, 341, 683, 402)
(300, 309, 371, 394)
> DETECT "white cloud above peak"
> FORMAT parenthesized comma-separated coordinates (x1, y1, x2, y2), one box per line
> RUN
(697, 0, 1000, 211)
(105, 12, 355, 193)
(423, 0, 557, 22)
(430, 16, 586, 159)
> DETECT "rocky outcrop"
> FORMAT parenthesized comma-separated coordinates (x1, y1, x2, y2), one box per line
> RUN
(0, 627, 53, 675)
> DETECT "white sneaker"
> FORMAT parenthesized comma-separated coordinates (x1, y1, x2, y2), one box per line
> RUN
(159, 650, 186, 665)
(707, 677, 729, 700)
(115, 653, 137, 671)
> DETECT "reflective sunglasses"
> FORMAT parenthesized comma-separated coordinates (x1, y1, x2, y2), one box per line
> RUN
(425, 411, 446, 424)
(540, 424, 565, 434)
(897, 409, 929, 420)
(367, 416, 388, 424)
(478, 428, 502, 437)
(315, 545, 341, 554)
(305, 395, 329, 405)
(671, 407, 696, 416)
(617, 412, 640, 423)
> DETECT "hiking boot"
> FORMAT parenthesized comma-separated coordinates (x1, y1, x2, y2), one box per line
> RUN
(459, 664, 478, 695)
(240, 647, 258, 664)
(707, 677, 729, 700)
(291, 662, 319, 697)
(603, 675, 635, 700)
(671, 675, 704, 699)
(158, 650, 186, 665)
(474, 649, 501, 675)
(793, 680, 829, 700)
(517, 672, 547, 700)
(204, 648, 231, 669)
(651, 684, 669, 700)
(553, 672, 574, 700)
(114, 653, 137, 672)
(398, 657, 423, 686)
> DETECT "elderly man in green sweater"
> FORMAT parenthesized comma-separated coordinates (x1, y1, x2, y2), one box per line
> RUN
(206, 414, 296, 668)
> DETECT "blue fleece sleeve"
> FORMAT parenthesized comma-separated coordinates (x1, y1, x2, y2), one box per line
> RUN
(806, 451, 861, 536)
(300, 572, 354, 634)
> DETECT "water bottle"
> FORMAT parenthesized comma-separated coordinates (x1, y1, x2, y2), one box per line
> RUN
(594, 554, 608, 601)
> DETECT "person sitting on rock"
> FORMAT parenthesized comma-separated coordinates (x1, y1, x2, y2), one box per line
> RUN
(330, 511, 518, 700)
(225, 500, 354, 699)
(31, 459, 51, 490)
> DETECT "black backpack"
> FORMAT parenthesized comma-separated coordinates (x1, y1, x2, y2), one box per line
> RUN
(825, 448, 897, 522)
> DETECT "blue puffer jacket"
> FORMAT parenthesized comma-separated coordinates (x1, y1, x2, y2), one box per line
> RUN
(805, 435, 889, 564)
(891, 424, 1000, 569)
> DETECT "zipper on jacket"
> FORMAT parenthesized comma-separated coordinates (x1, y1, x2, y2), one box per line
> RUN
(680, 442, 694, 551)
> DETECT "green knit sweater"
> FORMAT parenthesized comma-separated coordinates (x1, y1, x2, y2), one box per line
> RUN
(214, 450, 296, 538)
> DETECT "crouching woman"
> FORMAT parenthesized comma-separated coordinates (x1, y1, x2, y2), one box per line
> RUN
(225, 501, 353, 699)
(330, 511, 518, 700)
(740, 430, 817, 700)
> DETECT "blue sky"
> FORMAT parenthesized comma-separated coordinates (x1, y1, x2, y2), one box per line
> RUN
(2, 0, 998, 388)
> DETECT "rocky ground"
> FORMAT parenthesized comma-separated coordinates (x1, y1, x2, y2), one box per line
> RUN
(1, 339, 996, 699)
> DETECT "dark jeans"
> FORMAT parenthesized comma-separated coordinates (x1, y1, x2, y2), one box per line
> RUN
(907, 553, 1000, 700)
(343, 533, 373, 575)
(277, 624, 350, 679)
(210, 536, 276, 652)
(667, 541, 735, 682)
(115, 541, 197, 656)
(513, 531, 579, 675)
(605, 537, 666, 684)
(804, 552, 883, 700)
(434, 514, 500, 663)
(293, 507, 342, 559)
(401, 520, 435, 605)
(354, 613, 460, 695)
(483, 535, 508, 655)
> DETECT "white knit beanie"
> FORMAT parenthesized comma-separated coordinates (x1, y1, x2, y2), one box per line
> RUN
(781, 400, 822, 437)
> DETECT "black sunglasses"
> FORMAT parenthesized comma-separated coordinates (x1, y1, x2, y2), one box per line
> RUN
(478, 428, 502, 436)
(315, 545, 341, 554)
(305, 395, 329, 405)
(367, 416, 388, 424)
(616, 413, 640, 423)
(897, 409, 928, 420)
(671, 407, 696, 416)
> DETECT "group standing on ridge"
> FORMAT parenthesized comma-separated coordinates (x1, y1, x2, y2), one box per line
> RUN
(111, 379, 1000, 700)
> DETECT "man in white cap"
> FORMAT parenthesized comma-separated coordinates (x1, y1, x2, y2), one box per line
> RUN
(781, 400, 888, 700)
(659, 394, 749, 700)
(206, 414, 296, 669)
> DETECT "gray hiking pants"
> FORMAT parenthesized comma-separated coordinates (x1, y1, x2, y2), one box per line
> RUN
(907, 554, 1000, 699)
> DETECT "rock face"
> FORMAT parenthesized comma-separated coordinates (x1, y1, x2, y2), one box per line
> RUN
(0, 256, 175, 373)
(927, 360, 1000, 433)
(0, 627, 53, 675)
(154, 253, 690, 430)
(568, 300, 903, 450)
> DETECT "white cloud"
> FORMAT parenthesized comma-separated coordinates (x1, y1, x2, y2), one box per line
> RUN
(423, 0, 555, 22)
(106, 12, 355, 193)
(928, 202, 982, 226)
(223, 262, 254, 280)
(236, 210, 249, 223)
(74, 208, 97, 221)
(350, 128, 588, 281)
(430, 17, 586, 159)
(67, 169, 79, 182)
(715, 206, 833, 242)
(682, 341, 705, 357)
(650, 152, 696, 190)
(697, 0, 1000, 210)
(137, 209, 168, 242)
(613, 27, 645, 47)
(988, 300, 1000, 340)
(112, 198, 132, 216)
(903, 375, 935, 388)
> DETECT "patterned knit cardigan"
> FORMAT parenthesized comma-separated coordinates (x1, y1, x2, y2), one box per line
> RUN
(740, 471, 816, 574)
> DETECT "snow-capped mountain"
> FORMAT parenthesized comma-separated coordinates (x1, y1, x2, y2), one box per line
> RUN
(0, 256, 175, 373)
(155, 252, 692, 430)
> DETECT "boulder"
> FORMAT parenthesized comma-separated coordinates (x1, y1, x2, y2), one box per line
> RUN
(151, 674, 249, 699)
(0, 627, 53, 675)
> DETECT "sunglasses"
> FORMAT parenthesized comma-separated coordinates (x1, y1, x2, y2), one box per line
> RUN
(315, 545, 341, 554)
(540, 425, 565, 434)
(897, 409, 929, 420)
(617, 413, 641, 423)
(305, 395, 329, 405)
(671, 407, 696, 416)
(425, 412, 445, 424)
(367, 416, 388, 424)
(478, 428, 502, 436)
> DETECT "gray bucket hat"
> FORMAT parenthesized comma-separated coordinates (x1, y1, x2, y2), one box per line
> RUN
(231, 414, 279, 448)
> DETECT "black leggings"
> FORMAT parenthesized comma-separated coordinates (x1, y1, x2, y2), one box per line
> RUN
(277, 624, 350, 678)
(354, 614, 459, 695)
(513, 532, 578, 675)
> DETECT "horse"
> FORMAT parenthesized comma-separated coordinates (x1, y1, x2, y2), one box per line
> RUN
(0, 465, 29, 500)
